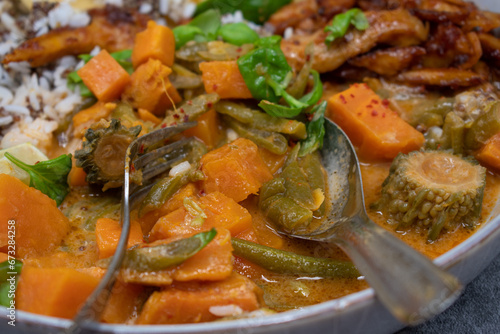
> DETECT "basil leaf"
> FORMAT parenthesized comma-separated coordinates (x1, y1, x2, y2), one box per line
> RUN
(174, 9, 221, 49)
(195, 0, 292, 24)
(299, 101, 326, 156)
(258, 100, 302, 118)
(237, 35, 291, 102)
(218, 23, 259, 46)
(324, 8, 369, 45)
(0, 259, 22, 308)
(173, 25, 205, 49)
(5, 153, 72, 206)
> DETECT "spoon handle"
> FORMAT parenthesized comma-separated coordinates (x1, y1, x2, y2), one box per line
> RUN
(330, 213, 463, 325)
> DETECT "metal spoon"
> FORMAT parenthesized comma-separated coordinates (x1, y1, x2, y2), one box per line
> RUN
(282, 118, 462, 325)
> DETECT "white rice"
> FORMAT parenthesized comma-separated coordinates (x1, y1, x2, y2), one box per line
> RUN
(209, 305, 244, 317)
(0, 0, 198, 153)
(169, 161, 192, 177)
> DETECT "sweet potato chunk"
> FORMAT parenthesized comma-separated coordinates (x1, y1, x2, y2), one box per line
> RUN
(136, 272, 262, 324)
(17, 266, 99, 319)
(149, 192, 252, 240)
(200, 138, 273, 202)
(132, 20, 175, 68)
(0, 174, 70, 258)
(77, 50, 131, 102)
(328, 83, 425, 161)
(72, 101, 114, 138)
(122, 58, 180, 116)
(199, 61, 253, 99)
(183, 109, 222, 149)
(95, 218, 144, 259)
(123, 228, 233, 285)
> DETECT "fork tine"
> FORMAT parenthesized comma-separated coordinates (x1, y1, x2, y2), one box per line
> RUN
(133, 137, 191, 170)
(69, 121, 197, 333)
(141, 153, 188, 182)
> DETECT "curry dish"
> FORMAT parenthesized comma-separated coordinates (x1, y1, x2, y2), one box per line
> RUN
(1, 0, 500, 325)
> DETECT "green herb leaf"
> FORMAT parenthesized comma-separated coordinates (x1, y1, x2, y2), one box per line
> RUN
(0, 259, 22, 307)
(218, 22, 259, 46)
(195, 0, 292, 24)
(324, 8, 369, 45)
(299, 101, 326, 156)
(237, 36, 291, 102)
(5, 153, 72, 206)
(258, 100, 303, 118)
(173, 9, 221, 49)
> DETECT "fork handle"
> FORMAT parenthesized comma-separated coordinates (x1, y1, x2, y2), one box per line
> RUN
(330, 213, 462, 325)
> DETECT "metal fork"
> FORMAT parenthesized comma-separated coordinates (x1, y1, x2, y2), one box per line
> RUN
(68, 121, 197, 333)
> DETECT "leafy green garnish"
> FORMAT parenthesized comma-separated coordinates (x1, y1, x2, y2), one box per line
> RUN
(0, 259, 22, 308)
(299, 101, 326, 157)
(237, 36, 291, 103)
(258, 100, 302, 118)
(195, 0, 292, 24)
(173, 9, 222, 49)
(324, 8, 369, 45)
(218, 22, 259, 46)
(5, 153, 72, 206)
(67, 49, 134, 97)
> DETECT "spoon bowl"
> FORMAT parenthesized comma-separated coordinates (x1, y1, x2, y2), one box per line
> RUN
(283, 118, 463, 325)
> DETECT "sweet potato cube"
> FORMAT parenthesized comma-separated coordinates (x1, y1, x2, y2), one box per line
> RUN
(328, 83, 425, 161)
(122, 58, 181, 116)
(476, 132, 500, 171)
(72, 101, 113, 138)
(0, 174, 70, 258)
(17, 266, 100, 319)
(95, 218, 144, 259)
(132, 20, 175, 68)
(183, 108, 221, 149)
(199, 61, 253, 99)
(77, 50, 131, 102)
(136, 272, 262, 324)
(137, 183, 197, 234)
(200, 138, 273, 202)
(149, 191, 252, 240)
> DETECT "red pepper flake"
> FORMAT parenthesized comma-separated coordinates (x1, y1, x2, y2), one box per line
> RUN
(366, 104, 372, 109)
(353, 83, 359, 88)
(161, 123, 167, 128)
(139, 144, 145, 154)
(236, 47, 242, 53)
(382, 99, 390, 107)
(371, 99, 379, 104)
(212, 84, 218, 91)
(339, 94, 346, 104)
(350, 94, 355, 98)
(362, 83, 369, 89)
(371, 110, 378, 116)
(173, 114, 180, 119)
(382, 113, 386, 118)
(179, 108, 185, 113)
(130, 164, 136, 172)
(207, 102, 213, 109)
(35, 161, 40, 164)
(187, 100, 193, 105)
(306, 54, 311, 62)
(306, 113, 314, 121)
(357, 112, 362, 116)
(199, 189, 206, 196)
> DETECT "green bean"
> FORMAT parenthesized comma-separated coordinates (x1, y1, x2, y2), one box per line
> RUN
(465, 101, 500, 150)
(441, 112, 465, 155)
(281, 161, 316, 210)
(159, 93, 220, 128)
(216, 101, 307, 139)
(99, 229, 217, 272)
(0, 259, 22, 282)
(112, 102, 139, 127)
(263, 195, 313, 231)
(223, 116, 288, 155)
(231, 238, 359, 278)
(299, 153, 326, 216)
(286, 43, 313, 99)
(0, 259, 22, 307)
(259, 177, 286, 203)
(139, 140, 206, 217)
(170, 64, 203, 89)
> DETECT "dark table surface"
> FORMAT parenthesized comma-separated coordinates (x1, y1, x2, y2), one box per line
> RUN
(397, 251, 500, 333)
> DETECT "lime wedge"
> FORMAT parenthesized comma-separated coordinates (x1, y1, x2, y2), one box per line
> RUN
(0, 143, 48, 184)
